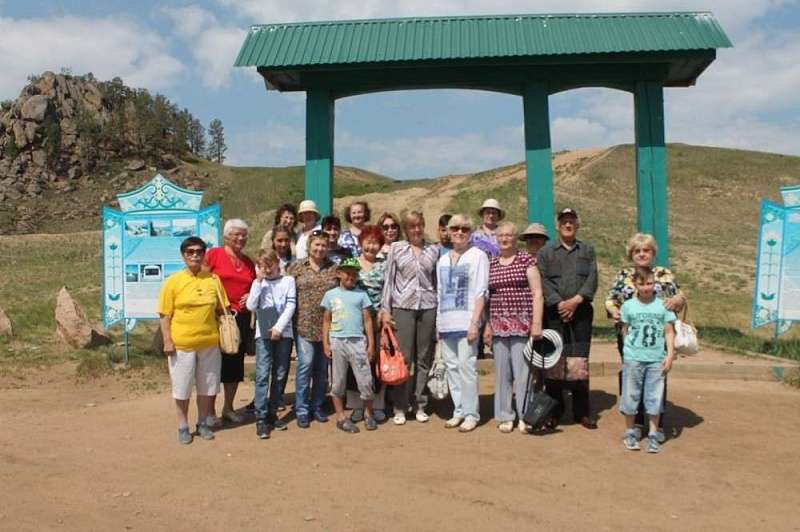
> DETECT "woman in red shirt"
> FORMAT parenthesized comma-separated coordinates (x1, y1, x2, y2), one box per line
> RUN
(205, 218, 256, 425)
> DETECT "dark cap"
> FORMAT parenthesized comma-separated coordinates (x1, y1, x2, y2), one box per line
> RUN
(557, 207, 578, 220)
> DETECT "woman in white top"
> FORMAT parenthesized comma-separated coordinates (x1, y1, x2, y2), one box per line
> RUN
(295, 200, 322, 260)
(436, 213, 489, 433)
(246, 249, 297, 439)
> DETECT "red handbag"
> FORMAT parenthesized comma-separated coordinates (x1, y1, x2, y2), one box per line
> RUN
(377, 325, 409, 386)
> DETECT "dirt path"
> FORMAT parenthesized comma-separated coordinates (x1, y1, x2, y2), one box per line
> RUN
(1, 366, 798, 531)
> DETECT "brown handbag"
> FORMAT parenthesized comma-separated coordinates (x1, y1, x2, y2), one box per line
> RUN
(215, 282, 240, 355)
(377, 324, 408, 386)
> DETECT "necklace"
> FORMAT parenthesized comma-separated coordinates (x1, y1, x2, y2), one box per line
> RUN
(226, 249, 244, 272)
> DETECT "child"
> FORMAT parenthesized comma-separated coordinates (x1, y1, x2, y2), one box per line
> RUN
(619, 266, 676, 453)
(246, 250, 296, 440)
(321, 258, 376, 433)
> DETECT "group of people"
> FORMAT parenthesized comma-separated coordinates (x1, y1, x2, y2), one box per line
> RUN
(158, 197, 686, 452)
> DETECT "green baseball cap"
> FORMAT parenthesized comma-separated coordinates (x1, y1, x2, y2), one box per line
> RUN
(337, 257, 361, 271)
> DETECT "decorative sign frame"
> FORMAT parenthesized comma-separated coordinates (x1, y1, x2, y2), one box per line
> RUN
(102, 174, 221, 333)
(752, 185, 800, 336)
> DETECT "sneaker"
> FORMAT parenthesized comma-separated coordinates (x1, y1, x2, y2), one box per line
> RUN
(312, 411, 329, 423)
(256, 420, 271, 439)
(647, 435, 661, 454)
(393, 411, 407, 425)
(336, 419, 360, 434)
(373, 409, 387, 423)
(633, 424, 644, 441)
(415, 410, 430, 423)
(205, 415, 223, 429)
(517, 420, 531, 434)
(498, 421, 514, 433)
(178, 426, 193, 445)
(351, 408, 364, 422)
(459, 418, 478, 432)
(222, 409, 244, 424)
(444, 416, 464, 429)
(297, 415, 310, 429)
(653, 430, 666, 444)
(364, 416, 378, 431)
(271, 418, 288, 431)
(623, 430, 640, 451)
(196, 423, 215, 440)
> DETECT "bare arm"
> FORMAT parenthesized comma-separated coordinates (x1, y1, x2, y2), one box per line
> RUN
(468, 296, 485, 343)
(322, 309, 332, 358)
(363, 309, 375, 362)
(663, 322, 676, 373)
(527, 265, 544, 339)
(159, 315, 175, 356)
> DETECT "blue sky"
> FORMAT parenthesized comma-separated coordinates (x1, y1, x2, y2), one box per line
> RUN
(1, 0, 798, 178)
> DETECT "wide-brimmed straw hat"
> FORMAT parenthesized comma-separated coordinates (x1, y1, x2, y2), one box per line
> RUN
(297, 200, 321, 220)
(478, 198, 505, 220)
(519, 223, 550, 241)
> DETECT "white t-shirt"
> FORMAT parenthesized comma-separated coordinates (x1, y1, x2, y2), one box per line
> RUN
(245, 276, 296, 339)
(436, 246, 489, 334)
(295, 224, 321, 260)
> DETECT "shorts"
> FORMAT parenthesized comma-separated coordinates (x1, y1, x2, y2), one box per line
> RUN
(619, 360, 665, 416)
(168, 346, 222, 400)
(330, 337, 373, 400)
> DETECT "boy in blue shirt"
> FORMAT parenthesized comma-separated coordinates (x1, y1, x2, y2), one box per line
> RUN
(321, 258, 377, 433)
(620, 266, 676, 453)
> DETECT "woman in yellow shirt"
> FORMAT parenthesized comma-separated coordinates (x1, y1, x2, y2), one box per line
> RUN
(158, 236, 229, 445)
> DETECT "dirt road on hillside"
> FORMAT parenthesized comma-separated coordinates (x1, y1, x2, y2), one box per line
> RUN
(1, 364, 798, 531)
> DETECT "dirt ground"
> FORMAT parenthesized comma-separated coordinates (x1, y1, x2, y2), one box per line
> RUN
(1, 360, 799, 532)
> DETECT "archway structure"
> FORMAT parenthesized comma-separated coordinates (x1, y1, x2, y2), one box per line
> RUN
(235, 12, 731, 265)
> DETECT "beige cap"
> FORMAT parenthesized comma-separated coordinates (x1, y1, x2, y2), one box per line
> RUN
(297, 200, 321, 219)
(519, 222, 550, 241)
(478, 198, 505, 220)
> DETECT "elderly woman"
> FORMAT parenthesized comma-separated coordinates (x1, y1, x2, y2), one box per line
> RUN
(437, 213, 489, 433)
(295, 200, 322, 260)
(518, 223, 550, 256)
(205, 218, 256, 425)
(338, 201, 371, 256)
(260, 203, 298, 251)
(158, 237, 229, 444)
(380, 211, 440, 425)
(287, 230, 339, 428)
(377, 212, 403, 256)
(270, 226, 296, 273)
(470, 199, 503, 258)
(605, 232, 686, 441)
(347, 225, 388, 422)
(484, 221, 544, 433)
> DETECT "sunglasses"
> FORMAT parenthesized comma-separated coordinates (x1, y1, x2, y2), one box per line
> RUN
(449, 226, 472, 233)
(183, 248, 205, 256)
(381, 224, 399, 230)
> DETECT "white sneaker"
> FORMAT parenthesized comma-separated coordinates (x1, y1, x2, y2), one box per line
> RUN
(415, 410, 430, 423)
(444, 416, 464, 429)
(518, 420, 530, 434)
(458, 418, 478, 432)
(498, 421, 514, 433)
(392, 411, 407, 425)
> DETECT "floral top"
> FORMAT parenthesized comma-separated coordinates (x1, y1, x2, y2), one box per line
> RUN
(287, 258, 338, 341)
(488, 252, 535, 337)
(358, 258, 386, 310)
(470, 229, 499, 257)
(604, 266, 683, 313)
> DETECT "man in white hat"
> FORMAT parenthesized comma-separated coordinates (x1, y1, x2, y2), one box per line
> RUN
(470, 198, 504, 258)
(295, 200, 322, 260)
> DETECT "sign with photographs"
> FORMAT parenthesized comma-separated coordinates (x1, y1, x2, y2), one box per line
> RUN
(102, 174, 221, 329)
(752, 185, 800, 336)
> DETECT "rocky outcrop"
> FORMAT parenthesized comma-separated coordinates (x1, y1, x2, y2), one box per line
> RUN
(54, 287, 110, 349)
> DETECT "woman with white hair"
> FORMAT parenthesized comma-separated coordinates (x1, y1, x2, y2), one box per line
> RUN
(436, 213, 489, 433)
(205, 218, 256, 425)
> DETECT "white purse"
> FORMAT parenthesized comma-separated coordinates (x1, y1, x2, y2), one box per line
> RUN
(427, 342, 449, 400)
(674, 304, 699, 355)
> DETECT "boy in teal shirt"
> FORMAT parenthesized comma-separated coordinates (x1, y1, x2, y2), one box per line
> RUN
(619, 266, 676, 453)
(321, 258, 377, 433)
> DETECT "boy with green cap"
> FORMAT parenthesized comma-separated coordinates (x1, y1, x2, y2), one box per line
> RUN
(321, 258, 377, 433)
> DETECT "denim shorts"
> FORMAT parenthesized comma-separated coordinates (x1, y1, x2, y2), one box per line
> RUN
(619, 360, 665, 416)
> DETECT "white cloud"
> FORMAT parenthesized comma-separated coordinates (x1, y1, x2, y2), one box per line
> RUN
(0, 15, 183, 99)
(226, 122, 305, 166)
(551, 117, 608, 150)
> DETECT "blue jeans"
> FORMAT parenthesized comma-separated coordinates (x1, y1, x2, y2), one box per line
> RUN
(441, 335, 480, 421)
(254, 336, 292, 421)
(294, 336, 329, 417)
(619, 360, 665, 417)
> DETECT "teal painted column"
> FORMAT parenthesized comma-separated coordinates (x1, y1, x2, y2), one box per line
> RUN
(523, 82, 555, 236)
(634, 81, 669, 266)
(305, 89, 335, 216)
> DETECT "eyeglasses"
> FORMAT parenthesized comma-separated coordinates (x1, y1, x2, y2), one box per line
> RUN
(381, 224, 399, 230)
(183, 248, 205, 256)
(449, 226, 472, 233)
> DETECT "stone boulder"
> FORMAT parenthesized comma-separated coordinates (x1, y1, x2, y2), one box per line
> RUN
(55, 287, 111, 349)
(125, 159, 145, 171)
(0, 306, 13, 336)
(20, 95, 50, 122)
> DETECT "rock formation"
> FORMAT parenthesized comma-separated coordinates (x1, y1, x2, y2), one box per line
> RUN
(54, 287, 110, 349)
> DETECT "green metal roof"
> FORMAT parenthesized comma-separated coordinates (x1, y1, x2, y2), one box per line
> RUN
(234, 12, 732, 69)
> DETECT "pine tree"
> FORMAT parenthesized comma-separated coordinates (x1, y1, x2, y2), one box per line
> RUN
(187, 118, 206, 157)
(207, 119, 226, 163)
